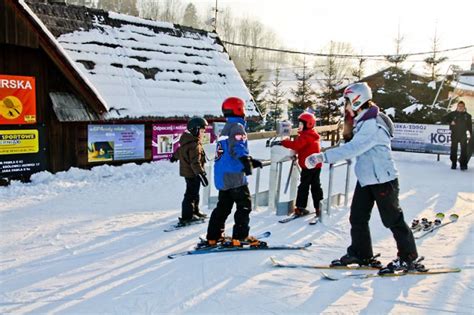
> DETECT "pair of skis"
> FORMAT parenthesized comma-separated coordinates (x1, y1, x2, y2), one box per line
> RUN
(163, 217, 207, 232)
(270, 257, 461, 280)
(168, 231, 312, 259)
(278, 212, 320, 225)
(411, 213, 459, 240)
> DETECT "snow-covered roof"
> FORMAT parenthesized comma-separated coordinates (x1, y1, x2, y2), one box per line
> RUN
(25, 1, 258, 119)
(451, 73, 474, 92)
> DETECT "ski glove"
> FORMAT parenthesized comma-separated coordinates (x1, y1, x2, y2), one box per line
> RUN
(239, 156, 253, 175)
(251, 158, 263, 169)
(304, 153, 325, 169)
(197, 172, 209, 187)
(169, 155, 178, 163)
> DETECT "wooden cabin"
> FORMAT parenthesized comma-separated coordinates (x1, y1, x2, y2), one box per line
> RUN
(0, 0, 258, 180)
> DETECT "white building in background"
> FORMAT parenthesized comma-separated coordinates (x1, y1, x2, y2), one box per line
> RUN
(449, 61, 474, 114)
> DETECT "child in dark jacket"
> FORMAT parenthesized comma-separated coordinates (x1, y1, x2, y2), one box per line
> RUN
(170, 117, 209, 223)
(274, 112, 323, 217)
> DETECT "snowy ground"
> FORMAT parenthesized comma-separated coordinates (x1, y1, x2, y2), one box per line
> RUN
(1, 140, 473, 314)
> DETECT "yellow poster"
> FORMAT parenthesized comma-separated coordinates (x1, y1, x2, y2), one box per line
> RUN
(0, 129, 39, 155)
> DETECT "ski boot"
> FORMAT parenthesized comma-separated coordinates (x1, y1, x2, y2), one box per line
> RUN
(196, 234, 230, 249)
(378, 256, 427, 275)
(193, 210, 207, 219)
(224, 236, 267, 248)
(331, 253, 382, 268)
(294, 208, 310, 216)
(315, 208, 321, 218)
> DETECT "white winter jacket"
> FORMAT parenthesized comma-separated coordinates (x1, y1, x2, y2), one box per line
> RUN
(323, 107, 398, 187)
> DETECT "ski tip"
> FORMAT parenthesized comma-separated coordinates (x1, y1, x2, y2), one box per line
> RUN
(269, 256, 279, 265)
(304, 242, 312, 248)
(320, 271, 339, 281)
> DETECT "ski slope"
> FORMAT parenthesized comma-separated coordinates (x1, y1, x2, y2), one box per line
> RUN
(1, 140, 473, 314)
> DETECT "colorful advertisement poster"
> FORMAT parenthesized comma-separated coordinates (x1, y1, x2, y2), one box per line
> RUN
(0, 126, 46, 177)
(152, 123, 214, 160)
(0, 129, 39, 155)
(88, 125, 144, 162)
(0, 75, 36, 125)
(391, 123, 451, 155)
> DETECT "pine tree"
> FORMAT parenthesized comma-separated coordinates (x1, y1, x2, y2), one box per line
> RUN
(182, 3, 200, 28)
(288, 58, 317, 126)
(264, 67, 286, 130)
(243, 55, 266, 115)
(385, 23, 407, 68)
(319, 42, 353, 124)
(424, 26, 448, 81)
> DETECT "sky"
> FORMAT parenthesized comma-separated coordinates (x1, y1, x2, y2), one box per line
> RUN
(192, 0, 474, 73)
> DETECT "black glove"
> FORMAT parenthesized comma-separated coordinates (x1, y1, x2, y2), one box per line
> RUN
(197, 172, 208, 187)
(270, 140, 282, 147)
(251, 158, 263, 168)
(169, 155, 178, 163)
(239, 156, 253, 175)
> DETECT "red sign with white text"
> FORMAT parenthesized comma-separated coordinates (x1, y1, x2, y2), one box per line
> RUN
(0, 75, 36, 125)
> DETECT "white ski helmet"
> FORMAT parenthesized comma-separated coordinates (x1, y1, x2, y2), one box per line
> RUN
(343, 82, 372, 111)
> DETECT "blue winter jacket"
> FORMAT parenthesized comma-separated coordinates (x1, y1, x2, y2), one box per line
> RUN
(323, 106, 398, 187)
(214, 117, 250, 190)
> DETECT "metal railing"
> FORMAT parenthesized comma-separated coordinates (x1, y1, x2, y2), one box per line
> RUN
(321, 160, 352, 223)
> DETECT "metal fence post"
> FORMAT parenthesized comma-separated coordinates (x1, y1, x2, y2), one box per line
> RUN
(254, 166, 261, 211)
(344, 160, 351, 208)
(324, 163, 335, 223)
(205, 159, 213, 210)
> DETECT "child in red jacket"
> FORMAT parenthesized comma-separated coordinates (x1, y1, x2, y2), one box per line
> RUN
(274, 112, 323, 217)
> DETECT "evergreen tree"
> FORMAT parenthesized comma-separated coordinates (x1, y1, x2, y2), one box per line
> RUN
(264, 67, 286, 130)
(424, 26, 448, 81)
(385, 24, 407, 68)
(243, 55, 266, 115)
(288, 58, 317, 126)
(318, 42, 353, 124)
(182, 3, 200, 28)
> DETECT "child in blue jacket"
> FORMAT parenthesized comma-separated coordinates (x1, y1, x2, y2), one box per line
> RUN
(204, 97, 262, 247)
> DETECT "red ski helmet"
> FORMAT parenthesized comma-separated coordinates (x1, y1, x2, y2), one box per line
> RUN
(222, 97, 246, 117)
(298, 112, 316, 129)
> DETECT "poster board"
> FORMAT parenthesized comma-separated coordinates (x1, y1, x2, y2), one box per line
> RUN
(0, 75, 36, 125)
(88, 125, 145, 162)
(391, 123, 451, 155)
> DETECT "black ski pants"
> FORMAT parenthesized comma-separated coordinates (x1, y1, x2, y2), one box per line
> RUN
(296, 168, 324, 211)
(450, 136, 468, 167)
(206, 185, 252, 240)
(181, 176, 201, 220)
(347, 179, 418, 262)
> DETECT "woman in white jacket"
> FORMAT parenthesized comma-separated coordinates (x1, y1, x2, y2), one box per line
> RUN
(306, 82, 423, 274)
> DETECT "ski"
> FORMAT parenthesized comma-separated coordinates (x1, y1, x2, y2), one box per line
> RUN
(278, 211, 311, 223)
(168, 242, 311, 259)
(309, 216, 320, 225)
(270, 257, 380, 270)
(198, 231, 272, 245)
(415, 213, 459, 239)
(320, 267, 461, 281)
(163, 218, 206, 232)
